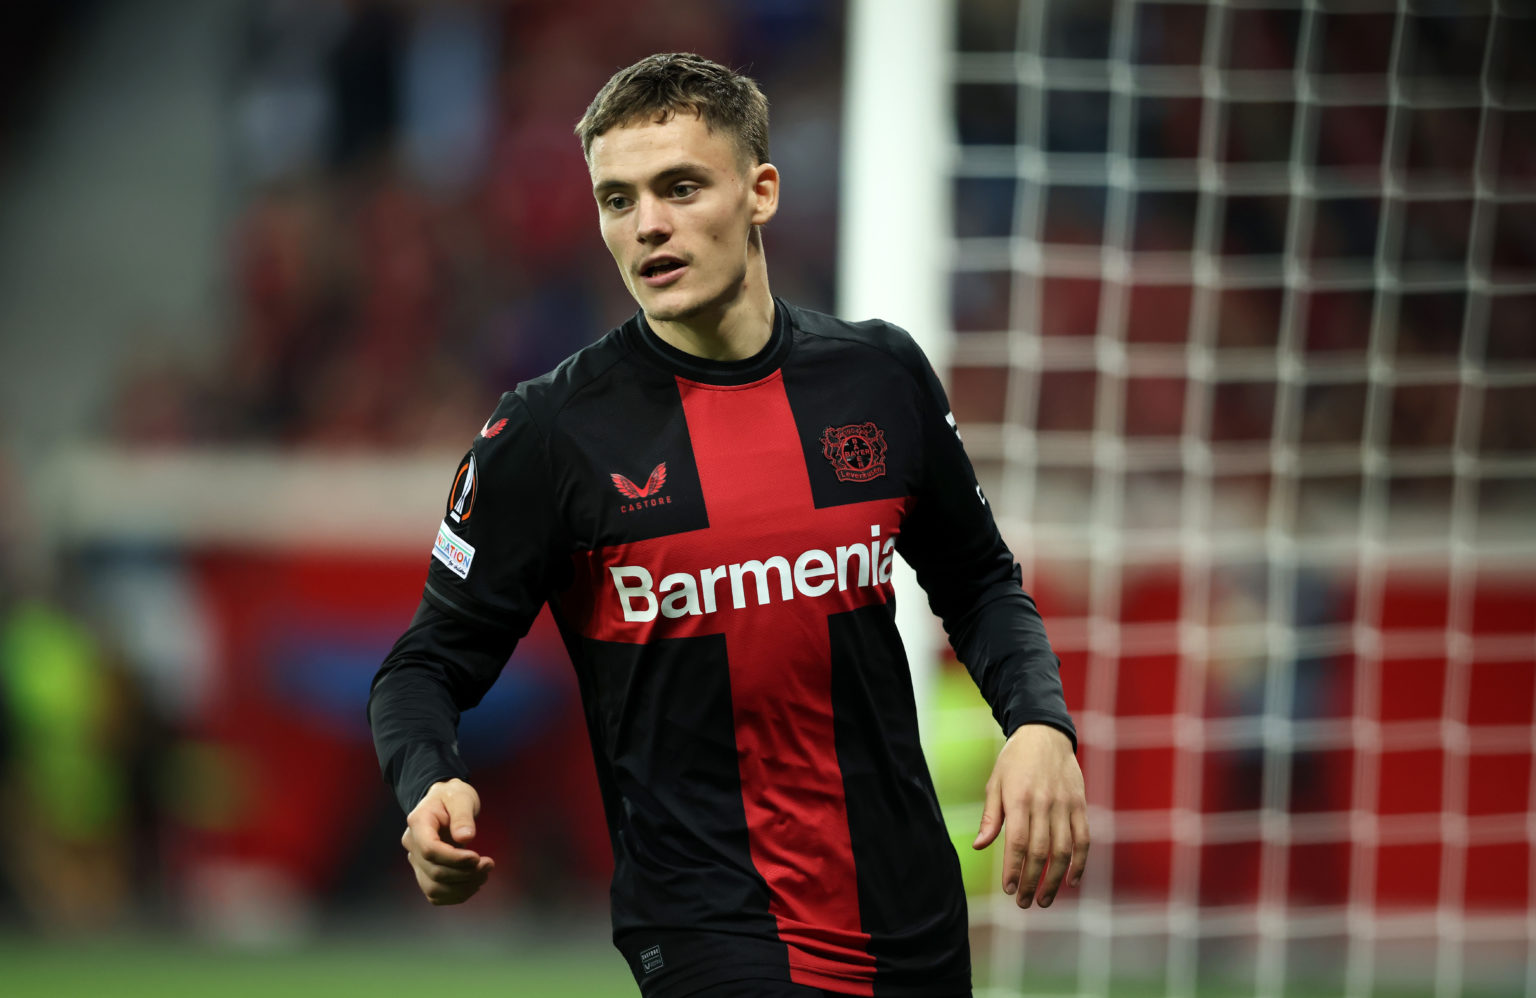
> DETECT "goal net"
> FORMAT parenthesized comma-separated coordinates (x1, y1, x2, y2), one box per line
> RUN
(847, 2, 1536, 996)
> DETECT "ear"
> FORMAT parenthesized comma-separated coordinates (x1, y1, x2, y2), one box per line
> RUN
(748, 162, 780, 227)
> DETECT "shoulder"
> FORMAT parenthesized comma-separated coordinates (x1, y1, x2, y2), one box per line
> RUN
(460, 321, 634, 465)
(782, 300, 935, 384)
(510, 323, 635, 429)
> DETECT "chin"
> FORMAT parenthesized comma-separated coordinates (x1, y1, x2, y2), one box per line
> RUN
(641, 289, 710, 323)
(644, 278, 744, 324)
(642, 299, 691, 322)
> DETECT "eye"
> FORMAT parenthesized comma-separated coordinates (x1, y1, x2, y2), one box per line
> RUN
(603, 195, 632, 211)
(670, 183, 699, 199)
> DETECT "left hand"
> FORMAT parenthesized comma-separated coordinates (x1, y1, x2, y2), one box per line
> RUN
(971, 723, 1089, 909)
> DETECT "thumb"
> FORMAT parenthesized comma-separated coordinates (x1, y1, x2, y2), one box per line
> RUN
(445, 787, 479, 844)
(973, 776, 1003, 850)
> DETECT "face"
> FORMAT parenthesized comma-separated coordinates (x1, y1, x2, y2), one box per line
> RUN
(589, 113, 778, 324)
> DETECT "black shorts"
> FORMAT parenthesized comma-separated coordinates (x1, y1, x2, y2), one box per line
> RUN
(684, 984, 970, 998)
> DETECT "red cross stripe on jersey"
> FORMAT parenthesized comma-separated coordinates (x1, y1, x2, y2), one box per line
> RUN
(570, 372, 908, 995)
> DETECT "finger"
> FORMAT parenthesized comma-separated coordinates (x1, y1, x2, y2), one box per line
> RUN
(411, 850, 493, 896)
(1001, 799, 1029, 897)
(412, 854, 494, 885)
(417, 867, 491, 906)
(418, 834, 481, 869)
(1035, 803, 1074, 908)
(406, 815, 481, 869)
(973, 775, 1003, 850)
(1017, 799, 1051, 909)
(414, 841, 491, 872)
(1069, 804, 1091, 888)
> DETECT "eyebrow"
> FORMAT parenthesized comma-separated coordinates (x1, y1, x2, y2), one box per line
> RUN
(593, 162, 714, 196)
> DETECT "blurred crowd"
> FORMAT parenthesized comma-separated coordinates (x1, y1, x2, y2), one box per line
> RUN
(109, 0, 845, 450)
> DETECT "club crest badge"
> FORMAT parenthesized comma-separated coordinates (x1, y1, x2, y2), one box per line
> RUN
(821, 423, 887, 483)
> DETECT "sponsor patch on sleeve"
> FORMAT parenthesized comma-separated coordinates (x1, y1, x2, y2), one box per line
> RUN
(433, 521, 476, 579)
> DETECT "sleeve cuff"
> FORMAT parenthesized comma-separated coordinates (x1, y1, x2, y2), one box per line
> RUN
(395, 742, 472, 816)
(1004, 716, 1079, 754)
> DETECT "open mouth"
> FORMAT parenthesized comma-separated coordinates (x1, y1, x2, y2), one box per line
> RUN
(642, 260, 685, 278)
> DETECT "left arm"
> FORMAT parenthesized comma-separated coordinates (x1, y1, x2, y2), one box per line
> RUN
(893, 339, 1089, 909)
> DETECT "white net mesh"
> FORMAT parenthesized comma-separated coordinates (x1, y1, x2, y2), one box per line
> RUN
(933, 2, 1536, 995)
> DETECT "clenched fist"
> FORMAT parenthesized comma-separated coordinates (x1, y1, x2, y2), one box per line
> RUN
(402, 778, 495, 905)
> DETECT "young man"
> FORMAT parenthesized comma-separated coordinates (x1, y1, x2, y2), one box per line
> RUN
(369, 53, 1088, 998)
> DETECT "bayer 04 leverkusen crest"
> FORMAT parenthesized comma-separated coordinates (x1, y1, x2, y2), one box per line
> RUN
(820, 423, 888, 483)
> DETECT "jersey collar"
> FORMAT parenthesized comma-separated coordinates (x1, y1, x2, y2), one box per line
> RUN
(627, 298, 792, 386)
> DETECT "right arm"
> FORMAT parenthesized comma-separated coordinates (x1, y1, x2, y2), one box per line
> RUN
(368, 600, 520, 904)
(366, 392, 570, 903)
(367, 599, 519, 819)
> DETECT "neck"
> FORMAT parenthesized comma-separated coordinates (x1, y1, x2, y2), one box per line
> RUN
(646, 246, 774, 361)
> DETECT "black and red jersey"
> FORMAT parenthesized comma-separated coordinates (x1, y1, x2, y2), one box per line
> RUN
(369, 299, 1075, 997)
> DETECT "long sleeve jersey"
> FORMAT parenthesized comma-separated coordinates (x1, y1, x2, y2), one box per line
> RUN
(368, 299, 1075, 998)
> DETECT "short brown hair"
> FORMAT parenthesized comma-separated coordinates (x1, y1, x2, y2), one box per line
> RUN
(575, 53, 770, 167)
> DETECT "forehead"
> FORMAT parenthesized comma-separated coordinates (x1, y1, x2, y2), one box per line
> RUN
(587, 113, 742, 185)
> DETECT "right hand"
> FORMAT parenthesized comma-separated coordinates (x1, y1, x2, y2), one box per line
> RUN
(402, 778, 495, 905)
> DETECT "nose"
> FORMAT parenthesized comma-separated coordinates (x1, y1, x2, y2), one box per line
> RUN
(635, 194, 672, 244)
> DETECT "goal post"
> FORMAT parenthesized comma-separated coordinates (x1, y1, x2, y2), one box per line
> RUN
(839, 0, 956, 737)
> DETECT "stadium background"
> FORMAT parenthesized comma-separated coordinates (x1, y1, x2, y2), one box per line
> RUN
(0, 2, 1530, 996)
